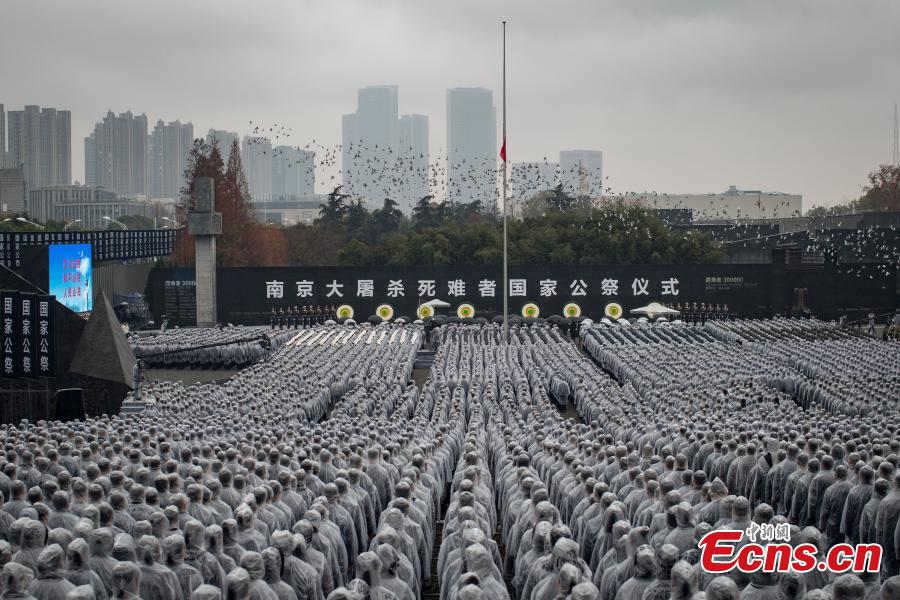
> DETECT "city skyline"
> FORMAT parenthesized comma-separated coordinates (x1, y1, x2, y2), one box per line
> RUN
(0, 96, 826, 211)
(84, 110, 148, 197)
(7, 105, 72, 189)
(1, 96, 605, 210)
(149, 119, 194, 200)
(2, 1, 899, 208)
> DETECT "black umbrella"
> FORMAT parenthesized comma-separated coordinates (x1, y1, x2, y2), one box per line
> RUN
(367, 315, 383, 325)
(491, 316, 505, 324)
(547, 315, 563, 324)
(474, 317, 488, 324)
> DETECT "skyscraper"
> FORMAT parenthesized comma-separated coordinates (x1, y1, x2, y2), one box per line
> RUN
(7, 105, 72, 188)
(0, 104, 6, 169)
(84, 110, 149, 196)
(342, 85, 405, 203)
(511, 161, 558, 199)
(398, 113, 429, 212)
(446, 87, 496, 210)
(241, 136, 273, 202)
(559, 150, 603, 198)
(272, 146, 315, 198)
(206, 129, 239, 157)
(149, 120, 194, 199)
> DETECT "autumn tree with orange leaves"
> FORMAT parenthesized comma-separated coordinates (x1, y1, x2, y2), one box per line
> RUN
(175, 138, 286, 267)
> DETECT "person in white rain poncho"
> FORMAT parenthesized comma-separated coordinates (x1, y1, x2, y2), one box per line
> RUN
(0, 319, 896, 600)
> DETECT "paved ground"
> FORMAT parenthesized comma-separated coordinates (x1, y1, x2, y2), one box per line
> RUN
(413, 368, 430, 391)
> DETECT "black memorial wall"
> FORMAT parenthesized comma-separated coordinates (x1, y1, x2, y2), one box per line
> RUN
(147, 262, 897, 326)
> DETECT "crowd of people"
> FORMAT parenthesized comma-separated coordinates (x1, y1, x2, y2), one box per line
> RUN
(0, 317, 898, 600)
(129, 327, 298, 369)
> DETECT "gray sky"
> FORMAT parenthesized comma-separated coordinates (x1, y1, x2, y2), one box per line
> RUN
(3, 0, 899, 208)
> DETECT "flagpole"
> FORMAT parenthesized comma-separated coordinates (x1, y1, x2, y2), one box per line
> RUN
(502, 20, 509, 345)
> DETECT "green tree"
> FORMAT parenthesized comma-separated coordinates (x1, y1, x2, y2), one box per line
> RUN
(317, 186, 351, 226)
(806, 200, 859, 217)
(546, 184, 576, 212)
(283, 223, 345, 265)
(117, 215, 155, 229)
(372, 198, 404, 238)
(0, 213, 45, 231)
(412, 196, 437, 229)
(344, 199, 370, 239)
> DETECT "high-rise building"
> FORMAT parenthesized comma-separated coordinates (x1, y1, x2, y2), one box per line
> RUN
(206, 129, 239, 157)
(511, 161, 558, 199)
(398, 114, 429, 212)
(272, 146, 315, 198)
(0, 168, 26, 213)
(446, 87, 496, 210)
(0, 104, 6, 169)
(85, 110, 149, 196)
(341, 112, 359, 194)
(149, 120, 193, 199)
(6, 105, 72, 188)
(241, 136, 273, 202)
(559, 150, 603, 198)
(342, 85, 403, 202)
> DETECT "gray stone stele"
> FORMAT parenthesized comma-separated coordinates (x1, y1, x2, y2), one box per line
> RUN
(189, 177, 221, 328)
(69, 289, 136, 387)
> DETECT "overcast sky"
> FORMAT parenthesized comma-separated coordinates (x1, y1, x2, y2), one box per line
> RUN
(3, 0, 899, 208)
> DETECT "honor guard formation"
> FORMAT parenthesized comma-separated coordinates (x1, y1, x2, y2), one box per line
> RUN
(0, 316, 899, 600)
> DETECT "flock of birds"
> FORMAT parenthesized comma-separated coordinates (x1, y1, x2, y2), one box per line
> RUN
(224, 122, 900, 274)
(229, 122, 611, 207)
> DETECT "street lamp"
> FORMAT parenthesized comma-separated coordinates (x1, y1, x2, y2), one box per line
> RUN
(64, 219, 82, 231)
(15, 217, 44, 230)
(102, 216, 129, 230)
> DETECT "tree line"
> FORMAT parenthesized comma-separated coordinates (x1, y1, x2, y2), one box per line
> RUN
(173, 138, 725, 268)
(168, 147, 896, 268)
(806, 164, 900, 216)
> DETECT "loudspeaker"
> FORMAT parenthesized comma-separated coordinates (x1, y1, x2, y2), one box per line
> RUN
(53, 388, 85, 422)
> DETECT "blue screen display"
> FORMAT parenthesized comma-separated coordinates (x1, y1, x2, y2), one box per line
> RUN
(48, 244, 93, 313)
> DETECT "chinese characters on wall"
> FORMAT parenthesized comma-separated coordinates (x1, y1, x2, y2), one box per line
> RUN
(263, 277, 681, 300)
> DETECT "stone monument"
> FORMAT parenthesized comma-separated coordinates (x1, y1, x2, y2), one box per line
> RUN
(187, 177, 222, 327)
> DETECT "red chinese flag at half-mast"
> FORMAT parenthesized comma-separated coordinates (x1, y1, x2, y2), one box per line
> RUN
(500, 137, 507, 162)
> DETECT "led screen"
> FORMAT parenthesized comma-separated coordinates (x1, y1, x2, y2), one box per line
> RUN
(48, 244, 93, 313)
